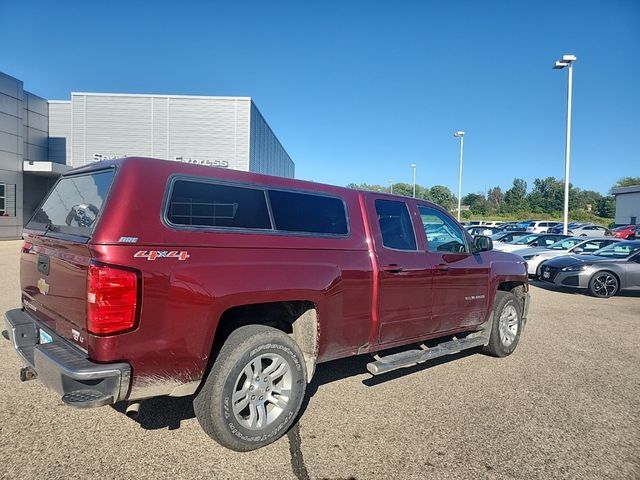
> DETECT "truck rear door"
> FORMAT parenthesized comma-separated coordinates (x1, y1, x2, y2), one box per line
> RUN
(365, 195, 437, 345)
(21, 168, 116, 349)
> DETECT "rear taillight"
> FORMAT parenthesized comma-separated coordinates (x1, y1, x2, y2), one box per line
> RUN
(87, 264, 139, 335)
(21, 241, 33, 253)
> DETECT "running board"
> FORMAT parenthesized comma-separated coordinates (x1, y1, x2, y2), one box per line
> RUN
(366, 332, 490, 376)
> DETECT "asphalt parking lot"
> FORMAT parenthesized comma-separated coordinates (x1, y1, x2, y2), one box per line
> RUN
(0, 239, 638, 480)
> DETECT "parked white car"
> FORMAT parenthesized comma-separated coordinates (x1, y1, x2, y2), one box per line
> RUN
(512, 237, 621, 277)
(526, 221, 560, 234)
(567, 224, 610, 237)
(493, 233, 572, 253)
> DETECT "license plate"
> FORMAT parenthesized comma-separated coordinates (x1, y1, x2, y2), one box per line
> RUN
(39, 329, 52, 344)
(542, 270, 550, 279)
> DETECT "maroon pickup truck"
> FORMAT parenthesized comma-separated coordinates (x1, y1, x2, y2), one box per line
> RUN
(3, 157, 529, 451)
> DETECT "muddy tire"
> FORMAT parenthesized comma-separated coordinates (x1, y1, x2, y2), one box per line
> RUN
(483, 291, 523, 358)
(194, 325, 307, 451)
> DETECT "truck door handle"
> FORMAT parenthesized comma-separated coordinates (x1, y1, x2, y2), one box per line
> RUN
(436, 264, 450, 272)
(382, 264, 404, 273)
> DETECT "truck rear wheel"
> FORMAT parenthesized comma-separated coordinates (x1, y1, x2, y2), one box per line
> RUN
(483, 291, 522, 358)
(194, 325, 307, 451)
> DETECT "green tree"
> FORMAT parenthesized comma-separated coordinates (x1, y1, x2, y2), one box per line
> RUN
(595, 197, 615, 217)
(487, 186, 504, 211)
(612, 177, 640, 189)
(527, 177, 566, 213)
(346, 183, 387, 192)
(348, 182, 430, 200)
(462, 193, 488, 215)
(503, 179, 528, 213)
(572, 189, 603, 211)
(428, 185, 456, 210)
(389, 182, 413, 197)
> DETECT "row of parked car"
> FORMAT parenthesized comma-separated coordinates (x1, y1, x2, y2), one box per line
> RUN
(465, 220, 640, 240)
(466, 226, 640, 298)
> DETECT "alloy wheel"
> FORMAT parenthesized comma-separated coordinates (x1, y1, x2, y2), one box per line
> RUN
(231, 353, 292, 430)
(498, 304, 519, 347)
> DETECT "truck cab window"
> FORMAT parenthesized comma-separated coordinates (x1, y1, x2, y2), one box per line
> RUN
(375, 199, 417, 251)
(418, 205, 468, 253)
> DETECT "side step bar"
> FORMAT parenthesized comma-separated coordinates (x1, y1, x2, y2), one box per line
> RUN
(366, 332, 490, 376)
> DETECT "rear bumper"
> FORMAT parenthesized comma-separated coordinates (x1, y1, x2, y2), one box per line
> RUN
(3, 308, 131, 407)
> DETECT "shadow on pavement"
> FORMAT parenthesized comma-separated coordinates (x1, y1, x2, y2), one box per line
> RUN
(112, 394, 196, 430)
(113, 344, 480, 432)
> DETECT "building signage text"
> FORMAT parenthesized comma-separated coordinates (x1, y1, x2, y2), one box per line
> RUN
(92, 154, 229, 168)
(174, 156, 229, 168)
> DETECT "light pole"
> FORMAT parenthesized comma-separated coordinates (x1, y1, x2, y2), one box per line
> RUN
(553, 54, 576, 235)
(453, 131, 465, 221)
(388, 180, 393, 194)
(410, 164, 417, 198)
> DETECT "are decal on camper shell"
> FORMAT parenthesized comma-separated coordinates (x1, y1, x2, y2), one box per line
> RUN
(134, 250, 190, 261)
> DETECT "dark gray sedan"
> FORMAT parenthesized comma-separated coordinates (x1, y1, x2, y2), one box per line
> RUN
(539, 240, 640, 298)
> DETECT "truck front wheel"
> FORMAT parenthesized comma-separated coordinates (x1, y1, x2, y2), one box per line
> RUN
(194, 325, 307, 451)
(483, 291, 523, 357)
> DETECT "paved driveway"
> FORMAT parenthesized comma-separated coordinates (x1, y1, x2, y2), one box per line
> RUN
(0, 240, 638, 479)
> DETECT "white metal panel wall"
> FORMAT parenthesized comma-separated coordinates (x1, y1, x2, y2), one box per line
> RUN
(69, 94, 253, 171)
(234, 99, 250, 171)
(48, 102, 71, 165)
(82, 94, 153, 163)
(71, 95, 85, 167)
(615, 192, 640, 224)
(152, 97, 168, 159)
(249, 102, 294, 178)
(167, 97, 249, 169)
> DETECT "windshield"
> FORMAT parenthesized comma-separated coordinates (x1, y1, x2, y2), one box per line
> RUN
(513, 234, 540, 244)
(490, 232, 509, 240)
(549, 238, 584, 250)
(592, 242, 640, 258)
(26, 169, 115, 238)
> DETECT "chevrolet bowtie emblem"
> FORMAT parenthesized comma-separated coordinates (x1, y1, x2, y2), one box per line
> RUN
(37, 278, 50, 295)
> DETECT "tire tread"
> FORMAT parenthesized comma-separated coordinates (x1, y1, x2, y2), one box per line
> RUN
(194, 325, 306, 451)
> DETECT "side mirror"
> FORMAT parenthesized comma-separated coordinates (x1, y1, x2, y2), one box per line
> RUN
(474, 235, 493, 253)
(572, 247, 583, 254)
(530, 241, 539, 247)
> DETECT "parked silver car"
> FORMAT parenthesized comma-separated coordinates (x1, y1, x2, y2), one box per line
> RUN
(539, 240, 640, 297)
(513, 237, 620, 277)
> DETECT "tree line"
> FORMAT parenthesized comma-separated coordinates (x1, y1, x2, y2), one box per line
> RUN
(347, 176, 640, 221)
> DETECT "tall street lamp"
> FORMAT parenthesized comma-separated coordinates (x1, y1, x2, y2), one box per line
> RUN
(453, 131, 465, 221)
(410, 164, 417, 198)
(553, 54, 577, 235)
(388, 180, 393, 194)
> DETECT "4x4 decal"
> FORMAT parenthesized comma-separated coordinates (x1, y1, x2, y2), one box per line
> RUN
(134, 250, 190, 261)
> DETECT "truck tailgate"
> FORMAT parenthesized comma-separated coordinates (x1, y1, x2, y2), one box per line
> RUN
(21, 236, 92, 348)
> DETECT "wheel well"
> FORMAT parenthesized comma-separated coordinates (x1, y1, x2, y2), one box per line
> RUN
(589, 269, 621, 287)
(209, 301, 319, 382)
(497, 282, 527, 313)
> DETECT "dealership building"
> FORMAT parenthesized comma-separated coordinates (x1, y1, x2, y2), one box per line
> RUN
(611, 185, 640, 226)
(0, 71, 295, 239)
